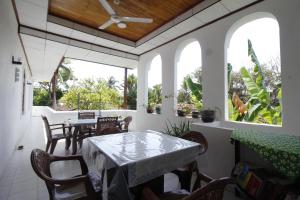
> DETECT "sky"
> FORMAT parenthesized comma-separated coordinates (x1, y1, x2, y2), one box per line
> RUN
(66, 59, 137, 83)
(227, 17, 280, 72)
(67, 17, 280, 89)
(148, 55, 162, 88)
(176, 41, 201, 89)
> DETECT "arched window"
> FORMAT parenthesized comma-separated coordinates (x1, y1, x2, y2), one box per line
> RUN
(226, 15, 282, 125)
(176, 40, 202, 116)
(147, 55, 162, 114)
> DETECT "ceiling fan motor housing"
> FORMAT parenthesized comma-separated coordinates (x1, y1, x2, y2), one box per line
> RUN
(117, 22, 127, 29)
(111, 15, 121, 23)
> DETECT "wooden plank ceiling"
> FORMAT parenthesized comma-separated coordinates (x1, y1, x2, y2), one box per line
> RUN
(49, 0, 202, 42)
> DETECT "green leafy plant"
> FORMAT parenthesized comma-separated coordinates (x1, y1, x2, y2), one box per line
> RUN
(228, 40, 282, 125)
(127, 74, 137, 110)
(163, 120, 191, 137)
(61, 78, 122, 110)
(185, 76, 203, 110)
(148, 84, 162, 107)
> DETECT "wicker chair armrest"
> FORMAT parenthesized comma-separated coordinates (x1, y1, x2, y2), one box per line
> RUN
(50, 125, 72, 135)
(197, 172, 213, 183)
(49, 175, 89, 185)
(49, 123, 65, 126)
(188, 177, 235, 200)
(192, 171, 214, 191)
(50, 127, 65, 131)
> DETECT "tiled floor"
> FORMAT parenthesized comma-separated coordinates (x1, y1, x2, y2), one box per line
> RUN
(0, 116, 79, 200)
(0, 116, 241, 200)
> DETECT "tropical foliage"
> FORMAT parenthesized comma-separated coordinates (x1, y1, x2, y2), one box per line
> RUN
(177, 68, 203, 113)
(33, 58, 138, 111)
(127, 74, 137, 109)
(163, 120, 191, 137)
(33, 87, 63, 106)
(228, 40, 282, 125)
(61, 78, 122, 110)
(33, 60, 73, 107)
(148, 84, 162, 110)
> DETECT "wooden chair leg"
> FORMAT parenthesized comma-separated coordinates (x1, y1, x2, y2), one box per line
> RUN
(46, 141, 51, 153)
(50, 140, 58, 154)
(65, 137, 71, 150)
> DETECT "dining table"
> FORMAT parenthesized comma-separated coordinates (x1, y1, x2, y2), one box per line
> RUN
(68, 117, 123, 155)
(81, 130, 202, 200)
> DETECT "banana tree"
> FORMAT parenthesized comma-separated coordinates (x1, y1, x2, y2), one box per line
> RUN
(185, 76, 203, 109)
(228, 40, 282, 125)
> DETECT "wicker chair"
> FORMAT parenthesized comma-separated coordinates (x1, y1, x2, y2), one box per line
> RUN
(41, 115, 72, 154)
(172, 131, 208, 191)
(120, 116, 133, 132)
(78, 112, 96, 134)
(77, 112, 96, 148)
(101, 127, 122, 135)
(141, 172, 235, 200)
(31, 149, 102, 200)
(95, 117, 119, 135)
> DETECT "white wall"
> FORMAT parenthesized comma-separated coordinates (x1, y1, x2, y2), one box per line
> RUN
(0, 0, 33, 176)
(33, 106, 137, 131)
(136, 0, 300, 177)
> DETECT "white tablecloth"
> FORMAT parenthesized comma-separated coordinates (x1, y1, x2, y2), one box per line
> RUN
(82, 131, 201, 200)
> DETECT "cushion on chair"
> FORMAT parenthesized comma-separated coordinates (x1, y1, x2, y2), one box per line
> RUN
(54, 182, 87, 200)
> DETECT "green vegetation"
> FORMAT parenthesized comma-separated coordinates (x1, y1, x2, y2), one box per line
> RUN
(61, 78, 122, 110)
(33, 59, 74, 108)
(33, 87, 62, 106)
(127, 74, 137, 110)
(33, 59, 138, 111)
(163, 120, 191, 137)
(228, 40, 282, 125)
(177, 68, 203, 113)
(148, 84, 162, 108)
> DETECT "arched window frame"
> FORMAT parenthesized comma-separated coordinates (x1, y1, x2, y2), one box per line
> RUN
(174, 39, 202, 116)
(146, 54, 162, 114)
(224, 12, 282, 126)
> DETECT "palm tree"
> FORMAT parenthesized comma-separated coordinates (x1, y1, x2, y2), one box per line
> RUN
(127, 74, 137, 109)
(50, 59, 74, 109)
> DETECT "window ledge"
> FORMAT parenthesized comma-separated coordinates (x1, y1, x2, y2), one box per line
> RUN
(192, 121, 234, 131)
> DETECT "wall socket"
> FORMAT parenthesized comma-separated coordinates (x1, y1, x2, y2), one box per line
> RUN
(15, 67, 20, 82)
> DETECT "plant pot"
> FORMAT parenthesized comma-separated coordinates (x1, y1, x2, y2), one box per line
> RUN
(200, 109, 215, 123)
(147, 107, 154, 113)
(155, 107, 161, 114)
(177, 110, 185, 117)
(192, 111, 200, 118)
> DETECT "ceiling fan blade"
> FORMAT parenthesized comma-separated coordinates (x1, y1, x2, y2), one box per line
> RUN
(120, 17, 153, 23)
(98, 0, 116, 15)
(99, 19, 114, 29)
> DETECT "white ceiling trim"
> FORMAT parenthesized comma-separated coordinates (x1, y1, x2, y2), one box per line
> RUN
(16, 0, 262, 57)
(19, 26, 139, 60)
(20, 33, 138, 82)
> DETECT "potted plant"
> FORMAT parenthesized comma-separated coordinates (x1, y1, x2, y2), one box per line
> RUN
(177, 109, 185, 117)
(177, 103, 187, 117)
(163, 120, 191, 138)
(192, 110, 200, 118)
(155, 105, 161, 114)
(146, 103, 154, 113)
(200, 109, 215, 122)
(183, 105, 191, 116)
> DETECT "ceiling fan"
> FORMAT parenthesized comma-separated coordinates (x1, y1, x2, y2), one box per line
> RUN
(98, 0, 153, 29)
